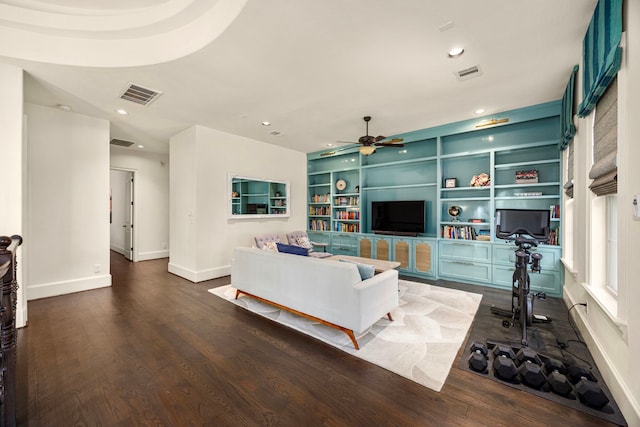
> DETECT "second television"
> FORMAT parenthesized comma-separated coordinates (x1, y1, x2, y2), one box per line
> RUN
(371, 200, 425, 236)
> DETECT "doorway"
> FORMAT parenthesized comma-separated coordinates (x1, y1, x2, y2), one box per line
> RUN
(110, 169, 135, 261)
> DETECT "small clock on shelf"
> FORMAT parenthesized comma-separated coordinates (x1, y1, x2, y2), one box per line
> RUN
(335, 179, 347, 191)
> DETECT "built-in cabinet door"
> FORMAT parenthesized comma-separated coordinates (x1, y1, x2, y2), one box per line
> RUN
(376, 238, 391, 261)
(359, 236, 373, 258)
(414, 240, 434, 276)
(392, 238, 412, 270)
(331, 233, 358, 256)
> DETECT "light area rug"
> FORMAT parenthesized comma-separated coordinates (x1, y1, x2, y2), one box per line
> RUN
(208, 280, 482, 392)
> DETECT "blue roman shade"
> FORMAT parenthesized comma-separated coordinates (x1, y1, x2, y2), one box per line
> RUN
(577, 0, 623, 118)
(559, 65, 579, 150)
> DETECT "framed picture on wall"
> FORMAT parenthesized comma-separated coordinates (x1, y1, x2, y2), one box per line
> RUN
(445, 178, 457, 188)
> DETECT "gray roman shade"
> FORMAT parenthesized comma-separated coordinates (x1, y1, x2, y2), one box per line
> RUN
(589, 77, 617, 196)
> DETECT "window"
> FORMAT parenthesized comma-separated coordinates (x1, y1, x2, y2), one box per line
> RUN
(606, 195, 617, 294)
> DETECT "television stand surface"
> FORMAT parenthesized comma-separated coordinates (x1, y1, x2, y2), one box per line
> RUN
(373, 231, 419, 237)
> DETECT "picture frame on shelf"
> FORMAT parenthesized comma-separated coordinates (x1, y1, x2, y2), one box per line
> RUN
(445, 178, 457, 188)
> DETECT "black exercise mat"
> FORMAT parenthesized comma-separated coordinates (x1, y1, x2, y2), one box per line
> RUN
(459, 296, 627, 426)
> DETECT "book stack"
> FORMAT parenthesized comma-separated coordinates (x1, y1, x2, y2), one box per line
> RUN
(334, 196, 359, 206)
(309, 206, 330, 216)
(442, 225, 477, 240)
(309, 220, 330, 231)
(515, 169, 538, 184)
(311, 194, 330, 203)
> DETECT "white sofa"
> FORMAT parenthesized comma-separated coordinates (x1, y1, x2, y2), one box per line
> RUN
(231, 247, 399, 349)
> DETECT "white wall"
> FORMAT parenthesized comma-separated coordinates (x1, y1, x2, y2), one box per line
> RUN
(110, 146, 170, 261)
(0, 63, 26, 326)
(169, 125, 306, 282)
(25, 103, 111, 300)
(562, 2, 640, 424)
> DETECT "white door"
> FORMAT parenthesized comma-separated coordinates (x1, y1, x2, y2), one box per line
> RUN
(124, 172, 134, 260)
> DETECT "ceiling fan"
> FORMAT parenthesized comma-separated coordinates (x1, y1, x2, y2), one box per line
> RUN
(337, 116, 404, 156)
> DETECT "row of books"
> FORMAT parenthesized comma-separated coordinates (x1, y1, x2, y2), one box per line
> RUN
(309, 206, 330, 216)
(335, 223, 359, 233)
(548, 228, 559, 245)
(335, 211, 359, 220)
(310, 194, 330, 203)
(441, 225, 479, 240)
(309, 220, 330, 231)
(334, 196, 359, 206)
(550, 204, 560, 219)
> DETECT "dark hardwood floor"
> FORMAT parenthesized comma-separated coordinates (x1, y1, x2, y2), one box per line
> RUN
(16, 252, 619, 426)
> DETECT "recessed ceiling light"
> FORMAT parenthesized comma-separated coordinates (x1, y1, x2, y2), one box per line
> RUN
(326, 143, 334, 147)
(137, 145, 144, 149)
(474, 108, 485, 115)
(116, 109, 128, 115)
(261, 121, 271, 126)
(56, 104, 71, 111)
(448, 47, 464, 58)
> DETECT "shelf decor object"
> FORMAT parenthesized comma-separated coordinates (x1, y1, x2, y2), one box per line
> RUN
(515, 169, 539, 184)
(445, 178, 457, 188)
(470, 173, 490, 187)
(448, 205, 462, 222)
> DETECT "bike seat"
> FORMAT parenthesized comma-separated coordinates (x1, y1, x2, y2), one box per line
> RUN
(515, 236, 539, 247)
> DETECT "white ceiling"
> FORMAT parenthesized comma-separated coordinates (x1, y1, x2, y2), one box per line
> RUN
(0, 0, 597, 154)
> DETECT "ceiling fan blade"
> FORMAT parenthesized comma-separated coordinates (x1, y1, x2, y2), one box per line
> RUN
(374, 135, 386, 142)
(375, 142, 405, 147)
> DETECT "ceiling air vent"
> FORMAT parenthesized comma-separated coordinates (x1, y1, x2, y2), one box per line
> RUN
(455, 65, 482, 81)
(110, 138, 135, 148)
(119, 83, 163, 106)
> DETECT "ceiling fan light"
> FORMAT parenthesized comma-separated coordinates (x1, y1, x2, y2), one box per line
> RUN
(359, 146, 376, 156)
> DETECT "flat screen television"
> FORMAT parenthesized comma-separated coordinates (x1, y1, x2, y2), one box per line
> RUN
(495, 209, 550, 241)
(371, 200, 425, 236)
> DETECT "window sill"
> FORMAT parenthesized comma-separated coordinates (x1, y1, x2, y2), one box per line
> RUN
(581, 282, 627, 340)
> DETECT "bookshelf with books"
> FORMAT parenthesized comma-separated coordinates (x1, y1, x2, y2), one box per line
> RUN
(307, 101, 563, 294)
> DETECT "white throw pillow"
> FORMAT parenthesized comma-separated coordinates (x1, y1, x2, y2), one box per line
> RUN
(263, 241, 279, 252)
(296, 236, 313, 250)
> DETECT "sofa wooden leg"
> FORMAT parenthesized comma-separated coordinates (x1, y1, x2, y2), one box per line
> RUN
(235, 289, 241, 300)
(387, 312, 393, 321)
(344, 330, 360, 350)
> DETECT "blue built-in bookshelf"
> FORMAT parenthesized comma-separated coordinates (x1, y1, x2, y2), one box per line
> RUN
(306, 101, 564, 296)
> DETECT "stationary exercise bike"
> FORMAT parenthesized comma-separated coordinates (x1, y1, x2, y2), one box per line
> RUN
(491, 209, 552, 347)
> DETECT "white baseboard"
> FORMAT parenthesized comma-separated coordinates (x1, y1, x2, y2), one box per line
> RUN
(564, 287, 640, 426)
(138, 250, 169, 261)
(27, 274, 112, 300)
(168, 262, 230, 283)
(110, 244, 126, 256)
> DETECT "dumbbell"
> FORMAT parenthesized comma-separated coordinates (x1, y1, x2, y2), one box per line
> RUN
(576, 378, 609, 408)
(492, 345, 518, 381)
(542, 356, 566, 375)
(493, 355, 518, 381)
(567, 365, 596, 384)
(516, 348, 541, 366)
(467, 342, 488, 373)
(518, 360, 547, 388)
(547, 370, 573, 396)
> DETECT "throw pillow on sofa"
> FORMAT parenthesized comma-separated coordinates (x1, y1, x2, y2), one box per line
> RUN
(339, 259, 375, 280)
(296, 236, 313, 253)
(276, 242, 309, 256)
(263, 241, 279, 252)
